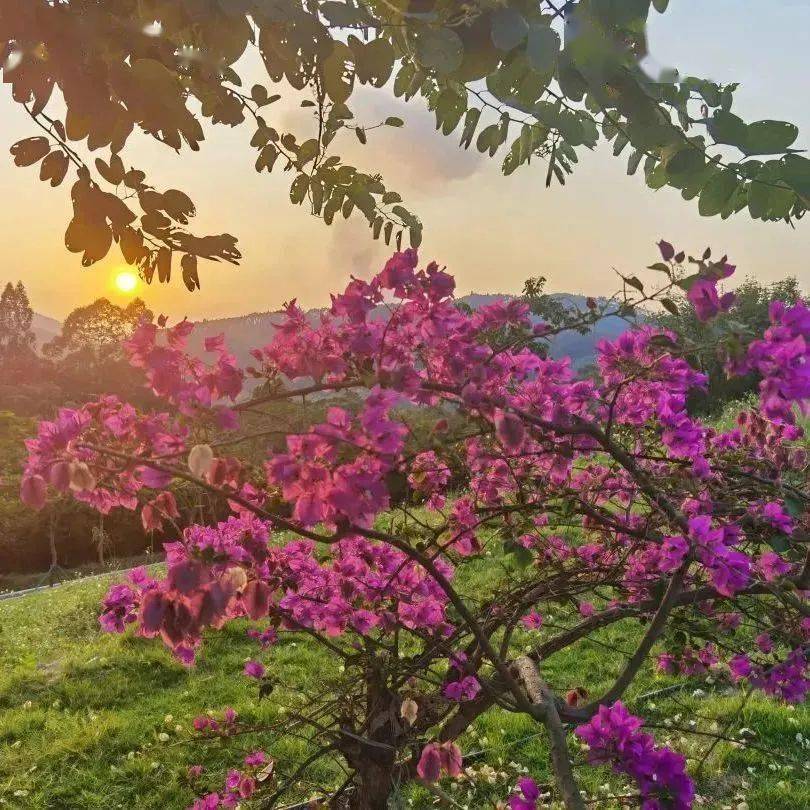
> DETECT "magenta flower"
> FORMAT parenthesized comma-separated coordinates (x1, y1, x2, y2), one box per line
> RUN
(244, 750, 267, 767)
(243, 660, 265, 679)
(416, 741, 462, 782)
(508, 776, 540, 809)
(687, 275, 736, 322)
(576, 702, 694, 809)
(521, 611, 544, 630)
(443, 675, 481, 702)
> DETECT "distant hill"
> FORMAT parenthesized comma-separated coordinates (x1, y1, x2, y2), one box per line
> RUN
(182, 292, 630, 375)
(459, 293, 629, 369)
(33, 292, 630, 385)
(31, 313, 60, 348)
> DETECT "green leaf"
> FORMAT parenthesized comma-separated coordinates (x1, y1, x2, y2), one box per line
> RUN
(666, 147, 704, 182)
(296, 138, 319, 166)
(251, 84, 269, 105)
(289, 174, 309, 205)
(309, 180, 324, 214)
(698, 168, 738, 216)
(626, 149, 644, 176)
(748, 165, 793, 220)
(10, 137, 50, 167)
(460, 107, 482, 149)
(675, 273, 700, 292)
(784, 495, 805, 519)
(743, 120, 799, 156)
(476, 123, 501, 154)
(181, 253, 199, 291)
(322, 43, 354, 104)
(652, 0, 669, 11)
(352, 37, 395, 87)
(766, 533, 790, 553)
(661, 297, 679, 315)
(255, 145, 278, 173)
(646, 161, 668, 190)
(393, 64, 415, 98)
(384, 116, 404, 127)
(490, 7, 528, 51)
(504, 540, 533, 569)
(708, 110, 748, 149)
(435, 87, 466, 136)
(320, 1, 371, 27)
(414, 27, 464, 74)
(526, 23, 560, 75)
(612, 132, 629, 157)
(782, 154, 810, 200)
(556, 51, 586, 102)
(390, 204, 412, 224)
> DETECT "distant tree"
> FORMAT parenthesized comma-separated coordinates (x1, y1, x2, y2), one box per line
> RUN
(44, 297, 152, 357)
(44, 297, 154, 404)
(0, 280, 35, 359)
(656, 275, 802, 414)
(0, 281, 47, 413)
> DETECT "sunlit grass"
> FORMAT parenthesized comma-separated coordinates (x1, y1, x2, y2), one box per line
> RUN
(0, 558, 807, 809)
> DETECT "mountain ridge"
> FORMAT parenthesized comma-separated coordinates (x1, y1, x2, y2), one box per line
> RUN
(35, 291, 629, 371)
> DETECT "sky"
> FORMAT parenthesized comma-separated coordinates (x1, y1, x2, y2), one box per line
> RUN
(1, 0, 808, 323)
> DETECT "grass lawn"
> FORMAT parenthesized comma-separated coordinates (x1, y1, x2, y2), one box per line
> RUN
(0, 563, 808, 809)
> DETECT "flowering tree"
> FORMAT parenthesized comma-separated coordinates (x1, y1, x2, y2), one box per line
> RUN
(21, 247, 809, 809)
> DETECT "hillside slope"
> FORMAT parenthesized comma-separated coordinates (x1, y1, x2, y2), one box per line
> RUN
(0, 564, 805, 809)
(181, 292, 628, 374)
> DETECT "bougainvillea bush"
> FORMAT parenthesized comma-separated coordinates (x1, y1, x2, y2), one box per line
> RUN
(21, 247, 809, 809)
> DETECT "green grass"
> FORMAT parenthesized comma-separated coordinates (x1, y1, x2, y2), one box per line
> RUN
(1, 569, 807, 809)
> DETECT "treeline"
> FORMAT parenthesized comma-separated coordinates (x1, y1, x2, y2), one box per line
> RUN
(655, 275, 803, 414)
(0, 283, 159, 573)
(0, 282, 156, 415)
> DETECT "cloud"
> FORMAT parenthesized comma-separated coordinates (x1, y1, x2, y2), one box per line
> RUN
(276, 84, 485, 193)
(327, 217, 387, 280)
(351, 87, 485, 189)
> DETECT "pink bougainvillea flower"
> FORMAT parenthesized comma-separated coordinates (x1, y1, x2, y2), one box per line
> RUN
(243, 660, 265, 679)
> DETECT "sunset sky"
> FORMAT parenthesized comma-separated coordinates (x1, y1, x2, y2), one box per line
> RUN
(1, 0, 808, 323)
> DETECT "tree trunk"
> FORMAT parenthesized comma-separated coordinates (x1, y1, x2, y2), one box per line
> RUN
(346, 754, 396, 810)
(341, 666, 399, 810)
(47, 509, 58, 585)
(513, 656, 586, 810)
(96, 516, 105, 566)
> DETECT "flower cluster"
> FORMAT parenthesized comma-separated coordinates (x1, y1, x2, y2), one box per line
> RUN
(124, 320, 243, 426)
(729, 648, 809, 704)
(408, 450, 452, 510)
(508, 776, 541, 810)
(189, 749, 270, 809)
(265, 395, 407, 528)
(416, 741, 463, 782)
(101, 514, 453, 663)
(575, 702, 695, 809)
(745, 300, 810, 424)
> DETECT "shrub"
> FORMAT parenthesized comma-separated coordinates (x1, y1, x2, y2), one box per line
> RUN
(20, 247, 809, 809)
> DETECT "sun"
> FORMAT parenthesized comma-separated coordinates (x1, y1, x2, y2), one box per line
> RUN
(114, 270, 138, 294)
